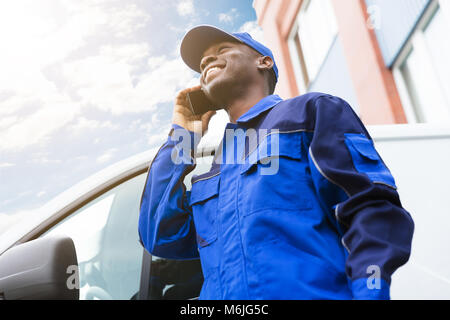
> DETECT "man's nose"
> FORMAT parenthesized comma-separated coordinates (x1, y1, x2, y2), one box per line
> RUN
(200, 54, 217, 72)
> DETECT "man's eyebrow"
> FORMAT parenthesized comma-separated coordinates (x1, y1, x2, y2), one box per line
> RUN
(200, 42, 241, 68)
(219, 41, 236, 46)
(201, 43, 229, 60)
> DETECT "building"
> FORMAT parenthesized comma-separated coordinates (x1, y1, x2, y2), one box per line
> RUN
(253, 0, 450, 299)
(253, 0, 450, 125)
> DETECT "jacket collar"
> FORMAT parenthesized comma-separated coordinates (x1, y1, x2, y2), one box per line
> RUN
(236, 94, 283, 124)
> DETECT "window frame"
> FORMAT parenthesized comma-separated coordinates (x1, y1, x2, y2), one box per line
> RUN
(12, 163, 149, 299)
(392, 0, 450, 123)
(288, 19, 309, 93)
(18, 167, 149, 243)
(287, 0, 338, 92)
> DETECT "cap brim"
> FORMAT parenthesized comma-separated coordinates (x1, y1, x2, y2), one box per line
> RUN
(180, 25, 242, 73)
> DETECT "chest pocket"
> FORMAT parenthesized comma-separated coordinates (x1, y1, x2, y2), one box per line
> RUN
(189, 173, 220, 248)
(239, 131, 313, 216)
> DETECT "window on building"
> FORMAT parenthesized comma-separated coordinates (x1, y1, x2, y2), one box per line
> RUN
(288, 0, 338, 92)
(393, 1, 450, 123)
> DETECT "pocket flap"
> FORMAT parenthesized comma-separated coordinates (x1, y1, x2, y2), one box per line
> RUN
(189, 173, 220, 205)
(345, 133, 379, 160)
(344, 133, 396, 188)
(196, 233, 217, 248)
(240, 131, 302, 174)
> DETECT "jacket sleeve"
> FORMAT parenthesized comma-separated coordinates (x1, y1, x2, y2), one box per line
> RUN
(138, 124, 200, 260)
(307, 94, 414, 300)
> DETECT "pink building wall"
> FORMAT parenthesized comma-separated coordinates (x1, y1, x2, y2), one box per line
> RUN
(253, 0, 408, 125)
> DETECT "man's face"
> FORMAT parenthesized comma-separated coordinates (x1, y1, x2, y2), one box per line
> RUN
(199, 41, 261, 102)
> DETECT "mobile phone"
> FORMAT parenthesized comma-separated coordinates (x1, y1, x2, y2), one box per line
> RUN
(186, 89, 220, 115)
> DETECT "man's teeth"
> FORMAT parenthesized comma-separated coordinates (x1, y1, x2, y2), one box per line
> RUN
(207, 67, 221, 77)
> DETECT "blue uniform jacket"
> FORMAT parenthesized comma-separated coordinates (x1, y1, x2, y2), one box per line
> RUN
(138, 92, 414, 300)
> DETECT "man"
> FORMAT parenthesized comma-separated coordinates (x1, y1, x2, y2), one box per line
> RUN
(138, 25, 414, 300)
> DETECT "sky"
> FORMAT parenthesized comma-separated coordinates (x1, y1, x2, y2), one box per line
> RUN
(0, 0, 265, 220)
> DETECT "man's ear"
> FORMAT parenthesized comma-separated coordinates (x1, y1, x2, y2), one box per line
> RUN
(256, 56, 274, 72)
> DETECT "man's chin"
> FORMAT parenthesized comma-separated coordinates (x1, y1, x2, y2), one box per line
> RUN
(203, 78, 234, 108)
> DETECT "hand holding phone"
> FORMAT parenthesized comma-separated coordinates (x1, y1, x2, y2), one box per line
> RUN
(186, 88, 220, 115)
(172, 86, 217, 135)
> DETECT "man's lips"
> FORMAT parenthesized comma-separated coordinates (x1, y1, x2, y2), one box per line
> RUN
(203, 64, 225, 82)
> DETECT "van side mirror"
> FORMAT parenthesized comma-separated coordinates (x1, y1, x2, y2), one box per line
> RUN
(0, 236, 79, 300)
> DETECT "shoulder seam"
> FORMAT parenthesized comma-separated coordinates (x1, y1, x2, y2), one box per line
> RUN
(308, 146, 351, 198)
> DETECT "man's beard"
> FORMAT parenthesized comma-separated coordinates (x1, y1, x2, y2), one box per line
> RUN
(204, 75, 247, 111)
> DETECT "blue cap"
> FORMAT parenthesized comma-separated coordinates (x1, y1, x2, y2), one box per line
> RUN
(180, 25, 278, 83)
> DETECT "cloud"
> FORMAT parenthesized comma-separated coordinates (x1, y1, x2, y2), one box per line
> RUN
(238, 20, 265, 43)
(30, 157, 62, 165)
(219, 8, 238, 24)
(0, 2, 244, 152)
(177, 0, 194, 17)
(0, 101, 80, 151)
(0, 190, 34, 208)
(36, 191, 47, 198)
(0, 212, 22, 233)
(219, 13, 233, 23)
(146, 131, 171, 147)
(69, 117, 119, 134)
(0, 162, 15, 168)
(96, 147, 119, 164)
(0, 1, 155, 151)
(0, 210, 34, 233)
(59, 50, 197, 115)
(59, 0, 151, 40)
(0, 1, 150, 72)
(0, 116, 18, 130)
